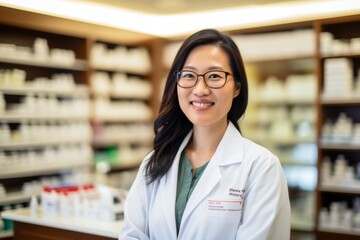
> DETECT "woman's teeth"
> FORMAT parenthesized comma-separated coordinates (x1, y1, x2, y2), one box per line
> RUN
(191, 102, 213, 107)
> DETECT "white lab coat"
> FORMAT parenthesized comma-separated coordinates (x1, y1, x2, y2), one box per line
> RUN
(119, 122, 290, 240)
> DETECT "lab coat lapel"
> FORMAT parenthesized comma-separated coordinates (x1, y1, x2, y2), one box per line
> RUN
(158, 131, 193, 237)
(181, 122, 243, 221)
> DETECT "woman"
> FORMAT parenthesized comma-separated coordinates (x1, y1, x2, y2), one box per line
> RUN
(119, 29, 290, 240)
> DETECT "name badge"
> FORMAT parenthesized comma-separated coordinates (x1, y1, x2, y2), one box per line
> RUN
(207, 199, 243, 217)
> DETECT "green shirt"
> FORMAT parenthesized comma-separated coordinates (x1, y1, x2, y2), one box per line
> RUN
(175, 150, 209, 233)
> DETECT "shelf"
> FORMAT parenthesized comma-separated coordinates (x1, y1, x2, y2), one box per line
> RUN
(244, 55, 315, 73)
(0, 139, 91, 150)
(255, 98, 315, 105)
(0, 85, 89, 97)
(319, 143, 360, 151)
(320, 183, 360, 194)
(0, 231, 13, 239)
(93, 139, 151, 147)
(318, 227, 360, 236)
(0, 114, 89, 122)
(321, 96, 360, 105)
(92, 92, 150, 100)
(0, 160, 91, 179)
(0, 192, 34, 205)
(92, 117, 152, 123)
(91, 66, 149, 76)
(253, 137, 315, 146)
(321, 52, 360, 59)
(0, 56, 88, 71)
(243, 54, 315, 64)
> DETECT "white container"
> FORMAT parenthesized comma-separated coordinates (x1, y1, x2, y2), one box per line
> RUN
(0, 92, 5, 114)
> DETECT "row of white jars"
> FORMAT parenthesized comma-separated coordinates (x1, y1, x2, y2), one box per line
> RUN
(0, 94, 90, 117)
(90, 43, 151, 75)
(321, 155, 360, 186)
(323, 58, 360, 98)
(319, 198, 360, 231)
(0, 144, 92, 171)
(0, 38, 75, 65)
(321, 113, 360, 145)
(93, 98, 152, 121)
(0, 122, 92, 143)
(321, 32, 360, 55)
(91, 72, 152, 99)
(93, 122, 153, 144)
(0, 68, 77, 92)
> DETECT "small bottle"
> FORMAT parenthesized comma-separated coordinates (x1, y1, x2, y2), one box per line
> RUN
(356, 163, 360, 181)
(0, 123, 11, 142)
(30, 195, 38, 215)
(0, 92, 5, 115)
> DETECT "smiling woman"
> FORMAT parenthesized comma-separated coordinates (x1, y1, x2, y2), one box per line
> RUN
(119, 29, 291, 240)
(176, 44, 239, 134)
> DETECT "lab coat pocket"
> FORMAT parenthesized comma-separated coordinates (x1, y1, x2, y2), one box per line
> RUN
(207, 199, 243, 217)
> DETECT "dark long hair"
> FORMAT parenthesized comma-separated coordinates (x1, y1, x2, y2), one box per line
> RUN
(145, 29, 248, 184)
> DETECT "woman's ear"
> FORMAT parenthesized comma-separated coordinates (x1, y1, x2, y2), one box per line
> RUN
(233, 82, 240, 98)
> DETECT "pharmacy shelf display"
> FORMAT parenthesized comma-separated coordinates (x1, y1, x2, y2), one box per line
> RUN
(231, 27, 318, 232)
(0, 23, 93, 231)
(316, 15, 360, 240)
(89, 40, 154, 177)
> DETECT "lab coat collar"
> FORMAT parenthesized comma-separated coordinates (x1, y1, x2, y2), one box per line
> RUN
(179, 121, 244, 236)
(181, 121, 244, 166)
(158, 128, 193, 238)
(159, 122, 244, 237)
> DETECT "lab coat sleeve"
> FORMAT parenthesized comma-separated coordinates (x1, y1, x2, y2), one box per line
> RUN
(236, 154, 291, 240)
(119, 161, 151, 240)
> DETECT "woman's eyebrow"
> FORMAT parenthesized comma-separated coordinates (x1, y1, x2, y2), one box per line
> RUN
(182, 66, 197, 70)
(182, 66, 225, 71)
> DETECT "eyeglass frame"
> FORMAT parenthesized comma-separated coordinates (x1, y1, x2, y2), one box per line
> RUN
(175, 70, 233, 89)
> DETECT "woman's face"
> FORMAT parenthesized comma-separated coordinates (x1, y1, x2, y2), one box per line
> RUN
(177, 44, 239, 129)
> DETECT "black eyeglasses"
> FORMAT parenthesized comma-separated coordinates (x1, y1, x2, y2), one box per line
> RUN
(176, 70, 232, 89)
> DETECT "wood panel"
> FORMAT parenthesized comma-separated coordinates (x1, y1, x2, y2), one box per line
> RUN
(13, 222, 116, 240)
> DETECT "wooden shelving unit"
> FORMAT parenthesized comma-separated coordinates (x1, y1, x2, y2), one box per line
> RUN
(0, 23, 92, 218)
(315, 15, 360, 240)
(0, 7, 159, 238)
(231, 25, 318, 236)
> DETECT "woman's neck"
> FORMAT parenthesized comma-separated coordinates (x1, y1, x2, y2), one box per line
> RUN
(186, 121, 228, 168)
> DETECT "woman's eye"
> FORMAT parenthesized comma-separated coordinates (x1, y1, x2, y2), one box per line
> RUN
(208, 74, 221, 79)
(183, 73, 196, 79)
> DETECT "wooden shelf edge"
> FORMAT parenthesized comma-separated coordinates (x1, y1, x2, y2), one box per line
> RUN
(0, 139, 91, 149)
(0, 231, 13, 239)
(0, 160, 91, 179)
(319, 143, 360, 150)
(318, 226, 360, 236)
(0, 56, 88, 71)
(320, 184, 360, 194)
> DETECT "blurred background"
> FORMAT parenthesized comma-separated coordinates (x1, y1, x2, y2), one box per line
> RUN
(0, 1, 360, 240)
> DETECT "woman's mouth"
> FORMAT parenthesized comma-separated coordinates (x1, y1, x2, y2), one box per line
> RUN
(191, 101, 214, 108)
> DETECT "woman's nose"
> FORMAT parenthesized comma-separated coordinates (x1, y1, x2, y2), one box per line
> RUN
(193, 76, 211, 96)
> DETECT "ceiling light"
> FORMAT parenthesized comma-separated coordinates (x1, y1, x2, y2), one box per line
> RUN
(0, 0, 359, 37)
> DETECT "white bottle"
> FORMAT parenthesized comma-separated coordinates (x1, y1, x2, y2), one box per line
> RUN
(0, 92, 5, 114)
(30, 195, 39, 215)
(0, 123, 11, 142)
(354, 212, 360, 229)
(73, 189, 82, 218)
(47, 190, 58, 215)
